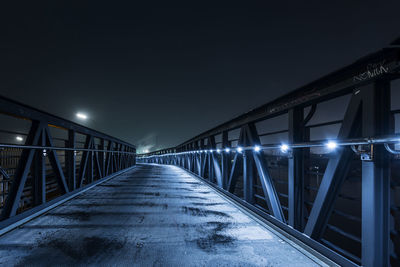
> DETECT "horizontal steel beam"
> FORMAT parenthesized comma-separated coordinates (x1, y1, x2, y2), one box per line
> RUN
(178, 47, 400, 147)
(0, 95, 135, 149)
(0, 143, 136, 154)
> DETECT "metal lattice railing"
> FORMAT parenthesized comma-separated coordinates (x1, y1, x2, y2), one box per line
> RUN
(138, 43, 400, 267)
(0, 97, 136, 230)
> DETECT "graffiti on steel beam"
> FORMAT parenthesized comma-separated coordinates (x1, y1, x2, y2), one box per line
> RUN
(269, 60, 391, 114)
(353, 60, 389, 82)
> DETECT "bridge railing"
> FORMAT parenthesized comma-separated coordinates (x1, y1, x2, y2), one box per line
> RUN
(138, 41, 400, 267)
(0, 96, 136, 230)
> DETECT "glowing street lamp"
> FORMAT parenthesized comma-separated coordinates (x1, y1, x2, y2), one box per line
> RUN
(16, 136, 23, 142)
(76, 112, 88, 120)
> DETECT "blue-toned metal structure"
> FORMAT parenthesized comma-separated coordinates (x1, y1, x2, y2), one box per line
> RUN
(139, 39, 400, 267)
(0, 97, 136, 231)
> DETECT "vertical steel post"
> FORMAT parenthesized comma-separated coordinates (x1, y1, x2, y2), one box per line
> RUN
(207, 152, 212, 181)
(221, 131, 230, 189)
(241, 126, 255, 204)
(33, 128, 46, 205)
(111, 143, 114, 173)
(361, 81, 391, 267)
(105, 141, 112, 176)
(288, 107, 305, 230)
(208, 137, 216, 182)
(88, 142, 94, 183)
(66, 130, 76, 190)
(99, 139, 105, 177)
(200, 139, 205, 177)
(243, 149, 254, 204)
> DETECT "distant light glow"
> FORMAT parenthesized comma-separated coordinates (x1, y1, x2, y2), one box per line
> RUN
(144, 149, 149, 153)
(237, 147, 243, 153)
(216, 148, 221, 153)
(254, 145, 261, 152)
(209, 149, 213, 153)
(225, 148, 230, 153)
(76, 112, 88, 120)
(280, 144, 289, 153)
(326, 141, 338, 150)
(16, 136, 23, 142)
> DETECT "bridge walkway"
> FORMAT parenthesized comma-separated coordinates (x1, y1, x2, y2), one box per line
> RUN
(0, 164, 325, 266)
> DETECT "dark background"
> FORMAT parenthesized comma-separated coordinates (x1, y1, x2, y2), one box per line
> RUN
(1, 1, 399, 152)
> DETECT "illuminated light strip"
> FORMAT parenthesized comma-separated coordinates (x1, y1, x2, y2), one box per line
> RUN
(280, 144, 289, 153)
(136, 135, 400, 158)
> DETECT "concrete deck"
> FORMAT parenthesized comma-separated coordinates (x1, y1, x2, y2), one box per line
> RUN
(0, 164, 323, 266)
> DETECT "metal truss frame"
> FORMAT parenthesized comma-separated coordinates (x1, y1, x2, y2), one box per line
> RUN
(0, 96, 136, 230)
(139, 42, 400, 267)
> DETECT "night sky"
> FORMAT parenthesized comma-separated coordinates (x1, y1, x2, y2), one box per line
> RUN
(1, 2, 399, 152)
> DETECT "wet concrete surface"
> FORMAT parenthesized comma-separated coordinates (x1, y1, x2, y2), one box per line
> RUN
(0, 164, 322, 266)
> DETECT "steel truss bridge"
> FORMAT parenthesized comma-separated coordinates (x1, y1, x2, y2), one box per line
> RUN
(0, 39, 400, 266)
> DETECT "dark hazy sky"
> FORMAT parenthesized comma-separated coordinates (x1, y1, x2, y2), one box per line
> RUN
(1, 1, 399, 152)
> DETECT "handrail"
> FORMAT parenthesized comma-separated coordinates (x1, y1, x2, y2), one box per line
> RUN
(384, 143, 400, 154)
(138, 135, 400, 157)
(0, 143, 136, 154)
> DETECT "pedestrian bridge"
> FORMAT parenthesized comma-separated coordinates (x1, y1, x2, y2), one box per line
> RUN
(0, 164, 327, 266)
(0, 39, 400, 266)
